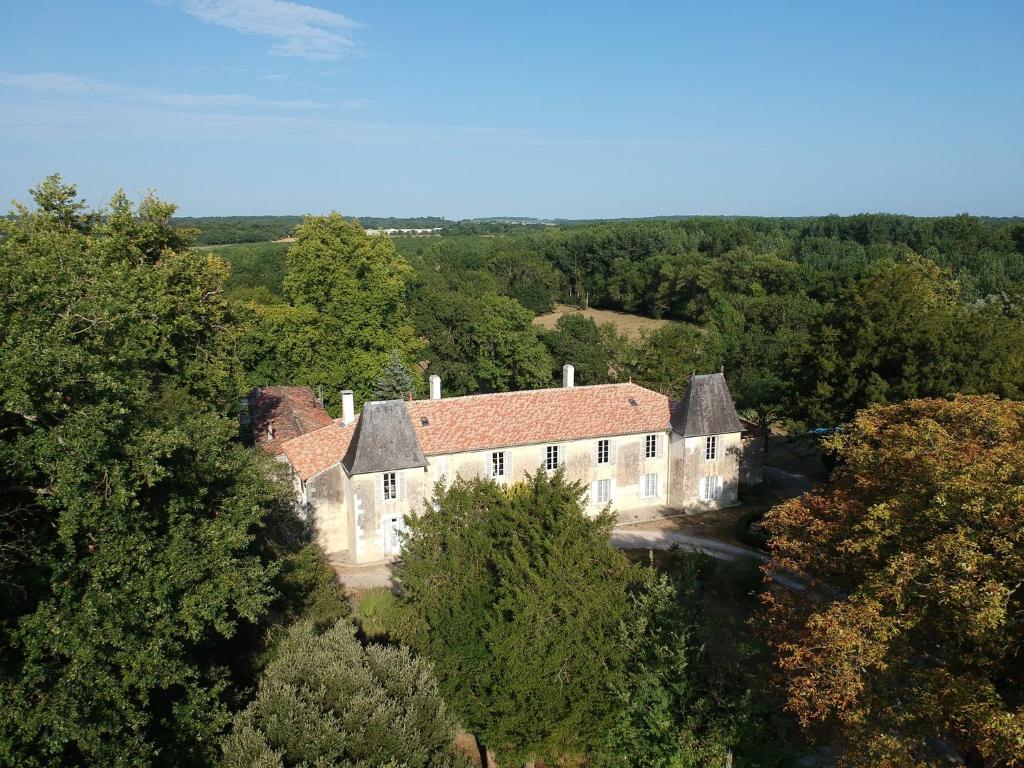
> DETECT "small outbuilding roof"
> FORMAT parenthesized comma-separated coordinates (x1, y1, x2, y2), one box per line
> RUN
(342, 399, 427, 475)
(248, 385, 334, 455)
(671, 373, 744, 437)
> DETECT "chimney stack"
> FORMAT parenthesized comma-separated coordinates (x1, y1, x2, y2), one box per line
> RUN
(429, 374, 441, 400)
(562, 363, 575, 388)
(340, 390, 355, 426)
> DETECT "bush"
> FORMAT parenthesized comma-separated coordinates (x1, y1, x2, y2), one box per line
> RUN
(222, 619, 465, 768)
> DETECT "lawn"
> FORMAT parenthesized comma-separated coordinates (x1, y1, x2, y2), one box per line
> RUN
(533, 302, 678, 339)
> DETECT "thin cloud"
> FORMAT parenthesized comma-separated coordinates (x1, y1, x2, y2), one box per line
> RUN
(175, 0, 361, 60)
(0, 71, 323, 110)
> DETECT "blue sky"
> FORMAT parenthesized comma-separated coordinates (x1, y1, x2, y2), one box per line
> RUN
(1, 0, 1022, 217)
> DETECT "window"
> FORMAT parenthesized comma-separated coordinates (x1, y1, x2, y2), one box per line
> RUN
(645, 433, 659, 459)
(545, 444, 560, 471)
(596, 438, 609, 464)
(641, 473, 658, 498)
(700, 475, 722, 502)
(593, 478, 611, 504)
(383, 471, 397, 501)
(491, 450, 506, 478)
(705, 435, 717, 461)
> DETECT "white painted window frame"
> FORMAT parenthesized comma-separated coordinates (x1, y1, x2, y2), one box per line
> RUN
(544, 444, 560, 471)
(641, 472, 658, 499)
(491, 450, 506, 479)
(383, 471, 398, 501)
(705, 435, 718, 461)
(700, 475, 723, 501)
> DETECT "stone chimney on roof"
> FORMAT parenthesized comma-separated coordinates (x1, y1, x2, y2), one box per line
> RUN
(340, 390, 355, 426)
(562, 363, 575, 388)
(429, 374, 441, 400)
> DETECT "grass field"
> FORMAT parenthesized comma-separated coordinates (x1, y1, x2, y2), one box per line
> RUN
(533, 303, 678, 339)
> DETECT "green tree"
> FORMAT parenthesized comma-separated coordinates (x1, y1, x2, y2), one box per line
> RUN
(240, 213, 422, 410)
(372, 350, 417, 400)
(222, 619, 464, 768)
(539, 313, 613, 385)
(761, 396, 1024, 767)
(396, 471, 633, 765)
(0, 176, 298, 766)
(412, 288, 553, 395)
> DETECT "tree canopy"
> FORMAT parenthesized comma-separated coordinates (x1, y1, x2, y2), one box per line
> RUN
(761, 395, 1024, 767)
(0, 176, 310, 766)
(239, 213, 422, 410)
(222, 619, 464, 768)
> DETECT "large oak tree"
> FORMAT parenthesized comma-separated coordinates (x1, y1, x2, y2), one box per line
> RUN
(761, 396, 1024, 767)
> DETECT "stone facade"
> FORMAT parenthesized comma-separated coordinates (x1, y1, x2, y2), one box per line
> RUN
(270, 374, 760, 565)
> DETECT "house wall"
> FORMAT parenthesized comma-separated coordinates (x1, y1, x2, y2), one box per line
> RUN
(424, 431, 671, 519)
(348, 465, 429, 563)
(303, 465, 348, 556)
(669, 432, 742, 510)
(306, 428, 753, 564)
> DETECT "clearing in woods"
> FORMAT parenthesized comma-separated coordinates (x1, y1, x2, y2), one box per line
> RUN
(533, 303, 678, 339)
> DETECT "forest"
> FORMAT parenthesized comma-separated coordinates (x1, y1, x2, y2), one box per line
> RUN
(212, 210, 1024, 431)
(2, 178, 1022, 768)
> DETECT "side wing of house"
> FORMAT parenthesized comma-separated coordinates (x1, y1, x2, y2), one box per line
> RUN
(668, 373, 746, 510)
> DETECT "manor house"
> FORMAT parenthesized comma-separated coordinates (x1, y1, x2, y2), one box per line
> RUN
(249, 368, 763, 564)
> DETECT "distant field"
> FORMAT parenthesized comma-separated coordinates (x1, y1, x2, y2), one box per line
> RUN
(533, 303, 678, 339)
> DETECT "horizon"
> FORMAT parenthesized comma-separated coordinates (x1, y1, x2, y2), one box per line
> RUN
(3, 1, 1023, 218)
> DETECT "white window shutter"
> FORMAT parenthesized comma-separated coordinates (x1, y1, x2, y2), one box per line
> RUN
(376, 474, 384, 503)
(609, 478, 617, 501)
(608, 438, 617, 465)
(397, 472, 407, 501)
(657, 473, 665, 498)
(589, 480, 597, 505)
(541, 446, 548, 470)
(656, 434, 665, 458)
(559, 444, 567, 467)
(716, 475, 724, 498)
(505, 452, 514, 482)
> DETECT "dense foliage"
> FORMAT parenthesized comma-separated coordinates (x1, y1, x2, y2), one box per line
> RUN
(0, 177, 336, 766)
(238, 213, 422, 410)
(397, 472, 792, 766)
(396, 215, 1024, 426)
(174, 215, 303, 245)
(222, 619, 464, 768)
(761, 396, 1024, 767)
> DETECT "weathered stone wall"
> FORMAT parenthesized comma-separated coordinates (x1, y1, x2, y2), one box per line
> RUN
(305, 465, 347, 556)
(349, 466, 429, 563)
(424, 432, 670, 520)
(669, 432, 742, 510)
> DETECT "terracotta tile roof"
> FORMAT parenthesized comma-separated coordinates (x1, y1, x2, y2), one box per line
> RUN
(249, 386, 334, 455)
(281, 420, 358, 481)
(407, 383, 674, 456)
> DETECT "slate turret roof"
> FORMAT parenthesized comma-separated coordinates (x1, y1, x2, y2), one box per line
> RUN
(670, 373, 744, 437)
(342, 399, 427, 474)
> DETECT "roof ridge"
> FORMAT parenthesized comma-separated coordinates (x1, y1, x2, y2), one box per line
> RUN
(409, 381, 659, 405)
